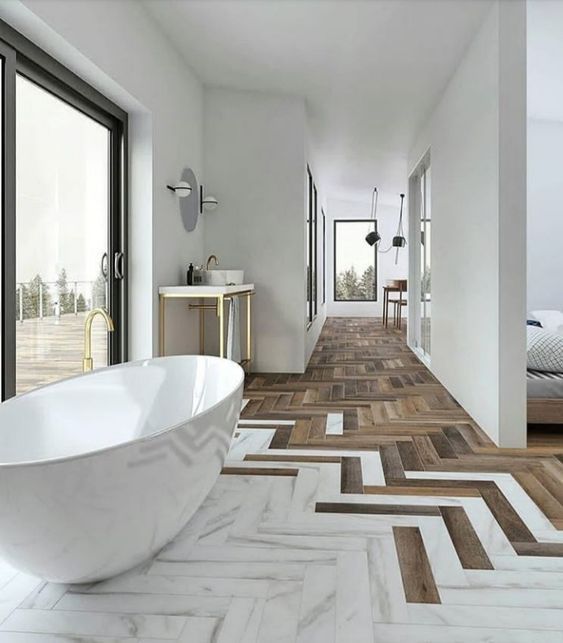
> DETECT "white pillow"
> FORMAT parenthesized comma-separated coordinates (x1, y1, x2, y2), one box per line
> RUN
(530, 310, 563, 336)
(527, 327, 563, 372)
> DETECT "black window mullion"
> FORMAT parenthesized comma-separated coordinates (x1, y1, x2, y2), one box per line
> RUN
(1, 41, 16, 400)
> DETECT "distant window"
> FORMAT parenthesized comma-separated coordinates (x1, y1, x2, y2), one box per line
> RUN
(334, 220, 377, 302)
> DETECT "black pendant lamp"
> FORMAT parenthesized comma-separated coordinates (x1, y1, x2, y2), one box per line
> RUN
(365, 187, 381, 246)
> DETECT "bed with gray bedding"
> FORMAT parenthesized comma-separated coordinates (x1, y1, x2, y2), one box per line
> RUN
(527, 369, 563, 399)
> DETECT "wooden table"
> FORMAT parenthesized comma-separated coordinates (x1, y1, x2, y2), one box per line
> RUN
(158, 284, 255, 370)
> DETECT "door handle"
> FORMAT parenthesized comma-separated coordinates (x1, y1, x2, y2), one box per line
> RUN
(114, 251, 125, 280)
(100, 252, 108, 279)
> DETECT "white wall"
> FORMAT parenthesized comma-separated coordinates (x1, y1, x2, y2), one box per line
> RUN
(203, 88, 308, 373)
(408, 1, 527, 447)
(527, 118, 563, 311)
(326, 196, 408, 318)
(0, 0, 205, 359)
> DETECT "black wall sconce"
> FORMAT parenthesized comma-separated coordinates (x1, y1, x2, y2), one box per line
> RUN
(166, 180, 192, 198)
(199, 185, 219, 213)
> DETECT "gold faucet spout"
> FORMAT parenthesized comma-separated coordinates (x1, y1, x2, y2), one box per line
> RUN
(206, 254, 219, 271)
(83, 308, 115, 373)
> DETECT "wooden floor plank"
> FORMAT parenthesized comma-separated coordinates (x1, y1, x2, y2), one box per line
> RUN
(439, 506, 494, 569)
(340, 456, 364, 494)
(393, 526, 441, 604)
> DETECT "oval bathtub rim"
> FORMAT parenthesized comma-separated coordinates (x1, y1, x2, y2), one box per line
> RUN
(0, 355, 245, 470)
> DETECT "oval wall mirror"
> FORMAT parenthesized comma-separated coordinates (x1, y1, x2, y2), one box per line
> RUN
(179, 167, 199, 232)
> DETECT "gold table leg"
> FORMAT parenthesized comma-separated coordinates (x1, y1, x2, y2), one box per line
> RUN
(218, 295, 225, 358)
(159, 295, 165, 356)
(199, 297, 205, 354)
(246, 292, 252, 368)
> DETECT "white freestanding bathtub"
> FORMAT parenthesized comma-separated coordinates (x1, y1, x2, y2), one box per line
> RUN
(0, 355, 244, 583)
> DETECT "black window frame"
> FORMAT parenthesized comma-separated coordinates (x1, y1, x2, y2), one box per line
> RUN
(333, 219, 378, 303)
(306, 165, 318, 326)
(322, 208, 326, 305)
(0, 19, 128, 400)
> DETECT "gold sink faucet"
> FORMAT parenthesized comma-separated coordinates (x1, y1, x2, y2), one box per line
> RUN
(83, 308, 115, 372)
(206, 254, 219, 270)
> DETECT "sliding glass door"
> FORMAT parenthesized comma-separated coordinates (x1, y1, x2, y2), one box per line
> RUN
(410, 154, 431, 360)
(0, 23, 127, 398)
(420, 164, 431, 357)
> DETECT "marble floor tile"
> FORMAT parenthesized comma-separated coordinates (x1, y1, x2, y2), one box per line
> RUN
(296, 565, 336, 643)
(227, 429, 276, 461)
(256, 581, 302, 643)
(366, 535, 409, 624)
(336, 551, 374, 643)
(325, 413, 344, 436)
(78, 573, 270, 598)
(56, 591, 231, 617)
(407, 603, 563, 631)
(372, 622, 563, 643)
(0, 608, 186, 639)
(216, 598, 265, 643)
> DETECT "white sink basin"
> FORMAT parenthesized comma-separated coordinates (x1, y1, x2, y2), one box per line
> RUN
(205, 270, 244, 286)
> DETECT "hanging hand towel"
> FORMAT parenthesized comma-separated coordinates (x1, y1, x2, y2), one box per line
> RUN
(227, 296, 241, 362)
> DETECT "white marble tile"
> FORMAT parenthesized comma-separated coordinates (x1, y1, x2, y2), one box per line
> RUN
(296, 565, 336, 643)
(141, 617, 220, 643)
(256, 581, 302, 643)
(417, 519, 468, 587)
(217, 598, 265, 643)
(289, 467, 321, 516)
(188, 545, 337, 564)
(149, 560, 306, 581)
(407, 602, 563, 631)
(366, 536, 409, 624)
(336, 551, 374, 643)
(0, 574, 42, 625)
(492, 554, 563, 573)
(74, 573, 270, 598)
(237, 419, 295, 426)
(56, 592, 231, 617)
(360, 453, 385, 486)
(440, 585, 563, 609)
(262, 476, 294, 522)
(373, 622, 563, 643)
(326, 413, 344, 436)
(232, 531, 367, 552)
(0, 635, 132, 643)
(241, 399, 250, 411)
(227, 429, 276, 461)
(464, 568, 563, 590)
(459, 497, 515, 557)
(0, 608, 185, 639)
(19, 582, 69, 610)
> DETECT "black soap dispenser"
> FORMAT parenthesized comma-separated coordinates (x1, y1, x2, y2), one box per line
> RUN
(187, 263, 194, 285)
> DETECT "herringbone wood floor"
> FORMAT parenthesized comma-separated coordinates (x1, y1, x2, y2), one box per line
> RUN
(234, 317, 563, 638)
(3, 316, 563, 642)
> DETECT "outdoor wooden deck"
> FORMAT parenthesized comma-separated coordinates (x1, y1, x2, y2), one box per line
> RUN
(16, 312, 108, 394)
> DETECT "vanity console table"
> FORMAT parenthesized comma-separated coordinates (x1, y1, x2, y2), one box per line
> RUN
(158, 285, 255, 370)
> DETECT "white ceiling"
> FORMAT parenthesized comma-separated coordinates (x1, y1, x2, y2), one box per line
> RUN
(144, 0, 490, 203)
(528, 0, 563, 123)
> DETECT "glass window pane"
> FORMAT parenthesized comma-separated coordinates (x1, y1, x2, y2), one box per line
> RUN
(334, 220, 377, 301)
(15, 75, 110, 394)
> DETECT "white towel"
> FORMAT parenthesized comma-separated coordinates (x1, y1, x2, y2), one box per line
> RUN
(227, 297, 241, 362)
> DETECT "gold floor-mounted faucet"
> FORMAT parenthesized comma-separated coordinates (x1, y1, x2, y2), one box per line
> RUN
(206, 254, 219, 270)
(83, 308, 115, 373)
